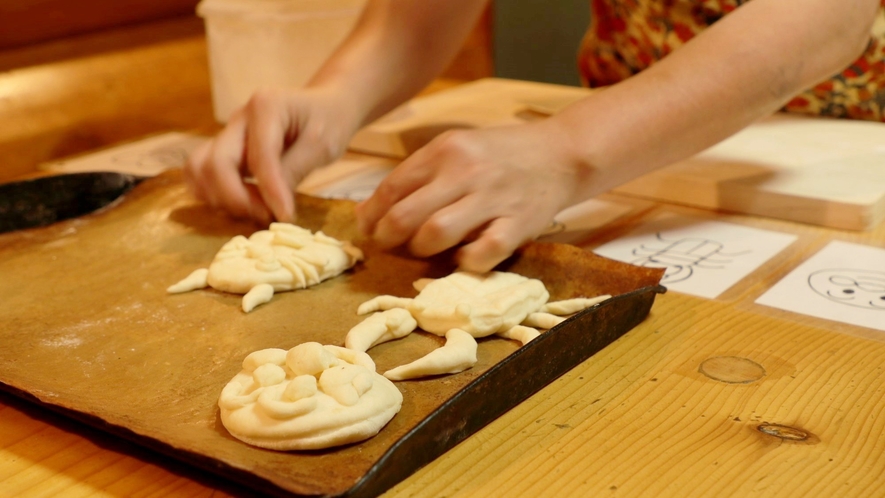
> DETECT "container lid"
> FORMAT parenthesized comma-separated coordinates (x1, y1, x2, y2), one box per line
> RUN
(197, 0, 365, 18)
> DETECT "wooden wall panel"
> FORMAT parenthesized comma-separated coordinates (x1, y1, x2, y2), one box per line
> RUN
(0, 0, 200, 49)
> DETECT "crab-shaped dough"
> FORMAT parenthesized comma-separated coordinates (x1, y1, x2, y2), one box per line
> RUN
(218, 342, 403, 450)
(167, 223, 363, 312)
(345, 271, 611, 380)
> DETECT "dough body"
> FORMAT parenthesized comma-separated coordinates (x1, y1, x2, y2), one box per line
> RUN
(350, 271, 611, 380)
(219, 344, 402, 450)
(207, 223, 362, 294)
(168, 223, 363, 312)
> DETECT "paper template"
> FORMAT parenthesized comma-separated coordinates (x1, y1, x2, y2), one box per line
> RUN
(756, 240, 885, 332)
(299, 155, 397, 201)
(39, 132, 207, 177)
(593, 215, 798, 298)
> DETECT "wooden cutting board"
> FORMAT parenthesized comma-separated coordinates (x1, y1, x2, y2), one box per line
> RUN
(348, 78, 885, 232)
(0, 170, 663, 497)
(614, 113, 885, 231)
(348, 77, 592, 158)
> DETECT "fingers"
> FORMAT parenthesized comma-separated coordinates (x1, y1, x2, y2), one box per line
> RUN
(354, 146, 435, 236)
(362, 176, 548, 273)
(355, 124, 574, 271)
(184, 139, 211, 200)
(455, 217, 534, 273)
(186, 113, 272, 223)
(368, 182, 467, 250)
(244, 93, 295, 222)
(186, 89, 347, 225)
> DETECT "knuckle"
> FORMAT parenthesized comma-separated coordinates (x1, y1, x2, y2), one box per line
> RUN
(433, 130, 472, 155)
(420, 215, 451, 242)
(382, 207, 412, 234)
(372, 179, 400, 203)
(479, 230, 513, 255)
(247, 87, 282, 110)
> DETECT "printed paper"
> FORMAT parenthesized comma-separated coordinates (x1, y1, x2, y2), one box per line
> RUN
(593, 214, 798, 298)
(756, 240, 885, 332)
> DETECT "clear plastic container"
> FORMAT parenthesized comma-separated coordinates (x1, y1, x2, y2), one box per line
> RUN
(197, 0, 365, 123)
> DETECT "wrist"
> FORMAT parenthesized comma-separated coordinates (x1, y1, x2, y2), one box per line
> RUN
(535, 115, 606, 208)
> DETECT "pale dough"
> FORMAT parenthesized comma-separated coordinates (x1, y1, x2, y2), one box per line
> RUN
(168, 223, 363, 312)
(218, 342, 402, 451)
(383, 329, 477, 381)
(346, 271, 611, 380)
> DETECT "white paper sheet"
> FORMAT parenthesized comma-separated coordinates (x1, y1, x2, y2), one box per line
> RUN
(592, 215, 798, 298)
(756, 240, 885, 332)
(39, 132, 207, 176)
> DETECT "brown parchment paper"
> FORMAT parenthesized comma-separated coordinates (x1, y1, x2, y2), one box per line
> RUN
(0, 170, 664, 497)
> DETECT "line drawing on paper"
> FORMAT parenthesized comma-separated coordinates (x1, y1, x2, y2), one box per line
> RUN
(629, 233, 751, 284)
(807, 268, 885, 310)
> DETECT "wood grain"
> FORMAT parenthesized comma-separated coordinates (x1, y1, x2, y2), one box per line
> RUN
(0, 0, 200, 49)
(0, 16, 217, 183)
(382, 200, 885, 498)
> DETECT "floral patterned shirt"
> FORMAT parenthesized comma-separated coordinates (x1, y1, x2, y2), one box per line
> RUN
(579, 0, 885, 121)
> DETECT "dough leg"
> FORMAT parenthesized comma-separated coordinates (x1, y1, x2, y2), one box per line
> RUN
(167, 268, 209, 293)
(522, 312, 565, 329)
(345, 309, 417, 352)
(357, 296, 413, 315)
(541, 295, 610, 315)
(242, 284, 275, 313)
(383, 329, 477, 381)
(497, 325, 540, 345)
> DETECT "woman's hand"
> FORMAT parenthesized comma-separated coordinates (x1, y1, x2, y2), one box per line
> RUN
(185, 86, 362, 225)
(355, 119, 590, 273)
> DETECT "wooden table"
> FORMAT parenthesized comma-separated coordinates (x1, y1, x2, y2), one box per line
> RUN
(2, 20, 884, 498)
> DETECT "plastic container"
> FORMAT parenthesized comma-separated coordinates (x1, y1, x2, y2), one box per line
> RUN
(197, 0, 365, 123)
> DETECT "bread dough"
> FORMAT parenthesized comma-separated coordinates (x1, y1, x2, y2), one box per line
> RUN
(168, 223, 363, 312)
(346, 271, 611, 380)
(218, 342, 403, 450)
(383, 328, 477, 381)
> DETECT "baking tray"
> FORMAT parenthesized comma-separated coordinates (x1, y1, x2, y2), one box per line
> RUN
(0, 171, 664, 497)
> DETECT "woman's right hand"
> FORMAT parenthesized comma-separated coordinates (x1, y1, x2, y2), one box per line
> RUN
(185, 86, 362, 225)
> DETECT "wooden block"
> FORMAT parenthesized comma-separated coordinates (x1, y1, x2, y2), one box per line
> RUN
(348, 78, 592, 158)
(614, 114, 885, 231)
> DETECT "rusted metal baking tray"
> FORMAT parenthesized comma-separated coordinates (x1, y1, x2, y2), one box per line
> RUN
(0, 171, 665, 497)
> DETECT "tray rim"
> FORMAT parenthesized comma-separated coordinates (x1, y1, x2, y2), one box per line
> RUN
(0, 283, 665, 498)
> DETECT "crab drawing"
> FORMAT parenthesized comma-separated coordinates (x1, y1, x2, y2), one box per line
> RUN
(168, 223, 363, 312)
(344, 271, 610, 380)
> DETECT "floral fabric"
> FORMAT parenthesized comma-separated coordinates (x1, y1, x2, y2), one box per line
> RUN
(579, 0, 885, 121)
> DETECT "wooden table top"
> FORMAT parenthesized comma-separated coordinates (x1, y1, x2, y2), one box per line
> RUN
(2, 19, 884, 498)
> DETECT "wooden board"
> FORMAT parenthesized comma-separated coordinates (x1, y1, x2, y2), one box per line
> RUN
(348, 77, 592, 158)
(614, 114, 885, 231)
(348, 78, 885, 232)
(0, 170, 663, 497)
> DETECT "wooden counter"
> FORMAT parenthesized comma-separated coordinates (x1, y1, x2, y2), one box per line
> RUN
(2, 17, 884, 498)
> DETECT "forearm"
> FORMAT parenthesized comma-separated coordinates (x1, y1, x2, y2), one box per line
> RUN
(552, 0, 879, 201)
(307, 0, 489, 128)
